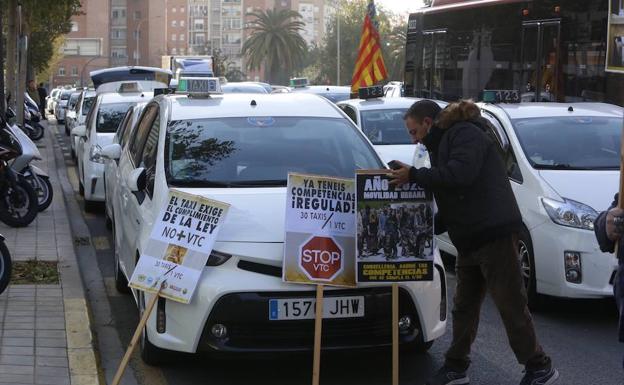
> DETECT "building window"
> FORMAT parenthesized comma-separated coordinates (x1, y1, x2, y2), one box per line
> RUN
(180, 33, 185, 41)
(71, 66, 78, 76)
(112, 10, 118, 18)
(180, 48, 185, 55)
(172, 7, 176, 13)
(171, 34, 177, 41)
(194, 19, 204, 30)
(121, 9, 126, 17)
(172, 48, 177, 54)
(134, 11, 141, 20)
(180, 20, 185, 27)
(171, 20, 177, 27)
(58, 67, 65, 76)
(180, 7, 185, 13)
(70, 21, 79, 32)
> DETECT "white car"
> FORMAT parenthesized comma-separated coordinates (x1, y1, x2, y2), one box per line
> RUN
(64, 91, 82, 135)
(103, 102, 147, 227)
(54, 89, 76, 123)
(107, 80, 447, 364)
(73, 84, 152, 211)
(337, 96, 446, 166)
(383, 82, 404, 98)
(69, 90, 96, 157)
(437, 101, 622, 302)
(290, 85, 352, 104)
(46, 88, 61, 114)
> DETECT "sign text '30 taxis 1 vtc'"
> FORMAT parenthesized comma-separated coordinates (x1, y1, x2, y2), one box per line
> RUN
(105, 77, 447, 364)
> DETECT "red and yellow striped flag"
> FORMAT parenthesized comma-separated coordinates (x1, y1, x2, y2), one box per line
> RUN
(351, 0, 388, 94)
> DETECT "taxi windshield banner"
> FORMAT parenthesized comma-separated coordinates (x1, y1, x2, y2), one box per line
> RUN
(283, 173, 356, 287)
(356, 170, 434, 282)
(129, 189, 230, 304)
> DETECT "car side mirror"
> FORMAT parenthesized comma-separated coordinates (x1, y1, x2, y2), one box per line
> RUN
(101, 143, 122, 161)
(71, 125, 87, 137)
(127, 167, 146, 193)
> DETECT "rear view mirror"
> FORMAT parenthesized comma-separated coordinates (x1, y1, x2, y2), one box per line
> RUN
(127, 167, 146, 193)
(101, 143, 122, 160)
(71, 125, 87, 137)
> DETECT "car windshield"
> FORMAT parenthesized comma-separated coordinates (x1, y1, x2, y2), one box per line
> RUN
(512, 116, 621, 170)
(96, 102, 136, 133)
(360, 109, 410, 145)
(68, 94, 80, 109)
(82, 96, 95, 116)
(165, 117, 383, 187)
(60, 91, 73, 100)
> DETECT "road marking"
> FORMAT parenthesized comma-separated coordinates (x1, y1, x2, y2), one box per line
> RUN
(92, 236, 110, 251)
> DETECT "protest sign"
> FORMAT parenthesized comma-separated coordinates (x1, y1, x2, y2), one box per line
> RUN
(128, 189, 229, 304)
(356, 170, 434, 283)
(283, 173, 356, 287)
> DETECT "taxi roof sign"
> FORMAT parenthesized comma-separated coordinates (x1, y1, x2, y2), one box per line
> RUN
(358, 85, 384, 100)
(177, 77, 221, 97)
(481, 89, 520, 104)
(290, 77, 309, 88)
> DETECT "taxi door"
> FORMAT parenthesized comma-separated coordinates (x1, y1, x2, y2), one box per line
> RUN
(118, 104, 160, 278)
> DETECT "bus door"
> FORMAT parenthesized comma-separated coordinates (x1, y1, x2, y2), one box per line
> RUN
(521, 20, 561, 102)
(420, 29, 447, 99)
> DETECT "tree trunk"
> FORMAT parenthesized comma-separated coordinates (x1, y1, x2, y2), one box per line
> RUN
(6, 0, 17, 110)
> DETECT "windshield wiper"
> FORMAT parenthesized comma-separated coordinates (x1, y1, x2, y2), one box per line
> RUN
(168, 179, 232, 187)
(229, 179, 287, 187)
(533, 163, 589, 170)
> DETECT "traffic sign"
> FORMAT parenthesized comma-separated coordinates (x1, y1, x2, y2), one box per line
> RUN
(299, 236, 343, 282)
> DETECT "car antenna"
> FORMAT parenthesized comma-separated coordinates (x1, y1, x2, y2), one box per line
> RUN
(568, 106, 573, 112)
(250, 100, 257, 106)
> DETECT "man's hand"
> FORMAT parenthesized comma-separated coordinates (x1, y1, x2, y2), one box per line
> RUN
(606, 207, 624, 242)
(388, 160, 412, 186)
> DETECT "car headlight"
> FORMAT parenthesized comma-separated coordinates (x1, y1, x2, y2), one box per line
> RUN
(541, 197, 597, 231)
(89, 144, 105, 163)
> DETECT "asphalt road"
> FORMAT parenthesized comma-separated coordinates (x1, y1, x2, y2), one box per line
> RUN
(51, 121, 623, 385)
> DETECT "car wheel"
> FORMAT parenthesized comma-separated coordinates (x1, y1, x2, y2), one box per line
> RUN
(517, 227, 544, 309)
(78, 179, 84, 196)
(138, 291, 168, 366)
(84, 199, 98, 213)
(401, 336, 434, 354)
(105, 209, 113, 230)
(113, 225, 130, 294)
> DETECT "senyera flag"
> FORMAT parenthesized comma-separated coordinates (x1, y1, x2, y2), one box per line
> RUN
(351, 0, 388, 93)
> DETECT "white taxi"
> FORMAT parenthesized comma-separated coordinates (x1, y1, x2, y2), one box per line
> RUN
(337, 89, 446, 166)
(102, 103, 147, 227)
(437, 95, 622, 302)
(108, 78, 447, 364)
(72, 82, 153, 211)
(69, 90, 96, 158)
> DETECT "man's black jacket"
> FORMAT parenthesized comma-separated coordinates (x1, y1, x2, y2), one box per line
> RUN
(408, 119, 522, 254)
(594, 193, 623, 260)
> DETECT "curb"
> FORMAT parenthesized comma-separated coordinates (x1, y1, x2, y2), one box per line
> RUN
(47, 126, 103, 385)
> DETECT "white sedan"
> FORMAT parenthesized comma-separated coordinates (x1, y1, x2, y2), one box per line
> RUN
(108, 81, 447, 365)
(73, 85, 152, 211)
(437, 101, 622, 303)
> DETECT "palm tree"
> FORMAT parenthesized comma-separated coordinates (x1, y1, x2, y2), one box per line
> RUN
(386, 24, 407, 81)
(242, 9, 307, 85)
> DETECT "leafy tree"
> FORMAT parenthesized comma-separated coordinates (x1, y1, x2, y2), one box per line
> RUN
(313, 0, 396, 85)
(386, 21, 407, 81)
(242, 9, 307, 85)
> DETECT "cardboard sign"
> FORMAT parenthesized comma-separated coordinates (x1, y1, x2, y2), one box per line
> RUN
(356, 170, 434, 282)
(129, 189, 229, 303)
(283, 173, 356, 287)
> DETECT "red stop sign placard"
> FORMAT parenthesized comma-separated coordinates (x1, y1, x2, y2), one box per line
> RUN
(299, 236, 343, 282)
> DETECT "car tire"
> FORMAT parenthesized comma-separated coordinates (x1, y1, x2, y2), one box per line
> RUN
(84, 199, 98, 213)
(517, 227, 545, 309)
(105, 209, 113, 230)
(113, 225, 130, 294)
(401, 336, 434, 354)
(138, 292, 168, 366)
(78, 179, 84, 196)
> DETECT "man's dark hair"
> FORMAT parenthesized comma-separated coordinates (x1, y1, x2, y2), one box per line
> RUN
(404, 100, 442, 122)
(38, 82, 44, 87)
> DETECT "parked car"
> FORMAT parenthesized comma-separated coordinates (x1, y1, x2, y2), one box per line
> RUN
(64, 91, 82, 135)
(54, 89, 76, 123)
(46, 88, 61, 114)
(69, 90, 96, 157)
(437, 101, 622, 303)
(221, 82, 268, 94)
(106, 79, 447, 365)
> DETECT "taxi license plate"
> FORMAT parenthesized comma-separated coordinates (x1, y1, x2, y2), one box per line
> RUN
(269, 296, 365, 321)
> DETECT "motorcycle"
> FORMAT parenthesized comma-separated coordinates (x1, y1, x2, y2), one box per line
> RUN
(0, 121, 39, 227)
(8, 123, 53, 211)
(24, 93, 44, 141)
(0, 234, 12, 295)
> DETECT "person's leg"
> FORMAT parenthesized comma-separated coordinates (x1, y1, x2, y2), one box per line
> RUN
(444, 262, 487, 371)
(479, 235, 548, 369)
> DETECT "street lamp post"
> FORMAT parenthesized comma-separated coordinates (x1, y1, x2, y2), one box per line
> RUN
(80, 56, 102, 87)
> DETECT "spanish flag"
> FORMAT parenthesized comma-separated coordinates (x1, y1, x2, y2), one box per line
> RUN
(351, 0, 388, 93)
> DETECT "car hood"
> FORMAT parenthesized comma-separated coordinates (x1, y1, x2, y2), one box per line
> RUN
(538, 170, 619, 211)
(174, 187, 286, 243)
(374, 144, 415, 166)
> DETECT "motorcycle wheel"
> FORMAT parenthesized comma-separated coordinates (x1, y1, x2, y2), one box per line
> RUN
(0, 177, 39, 227)
(0, 240, 12, 295)
(33, 175, 53, 212)
(30, 123, 44, 141)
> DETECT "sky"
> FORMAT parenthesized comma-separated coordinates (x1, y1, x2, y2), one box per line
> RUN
(375, 0, 426, 15)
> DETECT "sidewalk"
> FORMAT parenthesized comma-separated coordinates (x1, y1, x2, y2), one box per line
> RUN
(0, 122, 101, 385)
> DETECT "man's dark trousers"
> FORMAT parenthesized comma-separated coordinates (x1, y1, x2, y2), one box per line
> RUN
(445, 235, 549, 371)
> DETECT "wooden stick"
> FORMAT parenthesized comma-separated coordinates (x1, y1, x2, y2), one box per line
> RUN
(312, 284, 324, 385)
(111, 287, 162, 385)
(392, 283, 399, 385)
